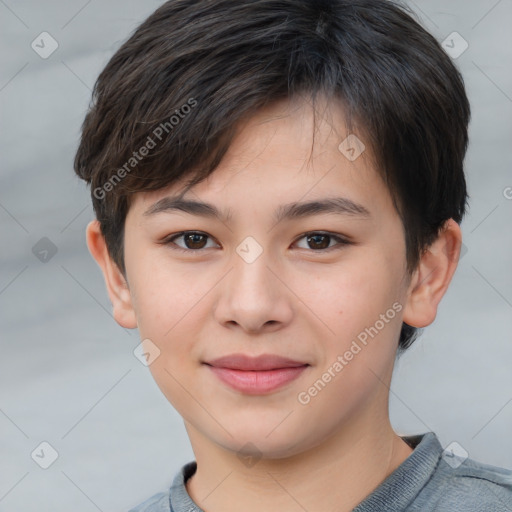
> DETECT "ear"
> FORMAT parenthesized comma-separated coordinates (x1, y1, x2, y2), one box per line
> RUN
(402, 219, 462, 328)
(85, 220, 137, 329)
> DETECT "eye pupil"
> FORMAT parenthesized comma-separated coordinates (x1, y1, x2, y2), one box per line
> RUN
(185, 233, 207, 249)
(307, 234, 330, 250)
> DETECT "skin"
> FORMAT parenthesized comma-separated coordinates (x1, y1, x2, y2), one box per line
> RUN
(87, 96, 462, 512)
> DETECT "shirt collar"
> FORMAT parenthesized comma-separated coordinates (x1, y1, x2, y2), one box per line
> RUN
(169, 432, 442, 512)
(352, 432, 443, 511)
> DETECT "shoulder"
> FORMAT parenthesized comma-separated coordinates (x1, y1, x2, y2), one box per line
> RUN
(417, 455, 512, 511)
(127, 460, 196, 512)
(127, 491, 170, 512)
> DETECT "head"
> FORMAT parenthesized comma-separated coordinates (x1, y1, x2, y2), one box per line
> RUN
(76, 0, 469, 457)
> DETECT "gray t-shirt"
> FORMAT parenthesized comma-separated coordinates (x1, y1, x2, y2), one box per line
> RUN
(128, 432, 512, 511)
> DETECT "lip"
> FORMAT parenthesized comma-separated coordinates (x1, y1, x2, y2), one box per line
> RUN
(203, 353, 309, 395)
(205, 365, 309, 395)
(205, 353, 308, 371)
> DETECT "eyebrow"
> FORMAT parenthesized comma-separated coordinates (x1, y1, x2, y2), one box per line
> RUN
(143, 195, 371, 224)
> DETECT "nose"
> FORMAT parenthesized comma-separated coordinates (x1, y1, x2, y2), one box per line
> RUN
(213, 246, 294, 334)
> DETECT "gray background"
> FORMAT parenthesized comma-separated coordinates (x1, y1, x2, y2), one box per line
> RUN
(1, 1, 511, 511)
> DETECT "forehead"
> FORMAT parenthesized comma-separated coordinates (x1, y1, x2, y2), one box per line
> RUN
(129, 96, 394, 224)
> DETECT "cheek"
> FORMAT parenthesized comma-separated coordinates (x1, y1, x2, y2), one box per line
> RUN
(130, 264, 220, 385)
(134, 275, 201, 339)
(303, 255, 402, 351)
(300, 259, 378, 316)
(126, 246, 207, 332)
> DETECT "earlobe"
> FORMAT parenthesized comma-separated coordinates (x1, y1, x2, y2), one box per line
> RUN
(85, 220, 138, 329)
(402, 219, 462, 329)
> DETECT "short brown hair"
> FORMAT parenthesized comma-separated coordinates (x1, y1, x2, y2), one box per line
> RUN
(74, 0, 470, 353)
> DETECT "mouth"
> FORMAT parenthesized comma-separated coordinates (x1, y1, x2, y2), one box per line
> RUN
(203, 353, 310, 395)
(204, 353, 309, 371)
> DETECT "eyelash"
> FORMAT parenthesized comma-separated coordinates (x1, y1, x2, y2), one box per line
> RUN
(159, 231, 352, 254)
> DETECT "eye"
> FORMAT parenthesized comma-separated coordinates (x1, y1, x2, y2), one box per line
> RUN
(160, 231, 219, 252)
(293, 231, 351, 251)
(160, 230, 351, 253)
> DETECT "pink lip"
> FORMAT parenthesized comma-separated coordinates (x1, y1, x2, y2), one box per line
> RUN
(205, 353, 308, 371)
(206, 366, 309, 394)
(204, 353, 309, 395)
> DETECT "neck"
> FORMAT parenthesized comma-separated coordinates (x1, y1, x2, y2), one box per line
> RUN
(184, 409, 413, 512)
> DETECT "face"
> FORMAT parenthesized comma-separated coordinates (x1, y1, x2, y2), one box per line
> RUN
(122, 96, 413, 459)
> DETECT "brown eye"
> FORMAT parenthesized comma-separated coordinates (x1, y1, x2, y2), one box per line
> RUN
(306, 234, 331, 250)
(294, 232, 351, 251)
(183, 233, 208, 249)
(163, 231, 218, 252)
(161, 230, 350, 254)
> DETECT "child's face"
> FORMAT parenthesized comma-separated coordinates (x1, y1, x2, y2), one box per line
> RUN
(122, 96, 414, 457)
